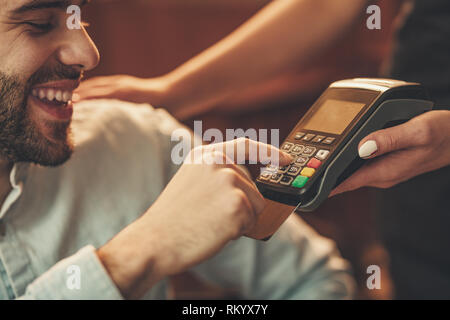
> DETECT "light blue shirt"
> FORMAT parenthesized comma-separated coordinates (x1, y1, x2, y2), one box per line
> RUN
(0, 99, 355, 299)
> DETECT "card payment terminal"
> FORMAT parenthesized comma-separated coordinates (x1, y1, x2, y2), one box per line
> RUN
(247, 78, 433, 240)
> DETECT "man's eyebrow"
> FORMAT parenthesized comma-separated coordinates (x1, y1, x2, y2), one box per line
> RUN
(11, 0, 89, 15)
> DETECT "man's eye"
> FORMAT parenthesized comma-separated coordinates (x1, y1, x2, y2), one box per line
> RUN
(24, 22, 54, 33)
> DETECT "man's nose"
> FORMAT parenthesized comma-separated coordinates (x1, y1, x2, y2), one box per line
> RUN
(56, 27, 100, 72)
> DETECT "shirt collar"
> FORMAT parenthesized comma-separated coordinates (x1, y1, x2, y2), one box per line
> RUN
(10, 162, 30, 188)
(0, 162, 30, 220)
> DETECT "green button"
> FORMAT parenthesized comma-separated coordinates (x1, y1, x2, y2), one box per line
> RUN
(292, 176, 309, 188)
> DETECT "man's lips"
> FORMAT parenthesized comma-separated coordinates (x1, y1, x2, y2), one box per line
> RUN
(29, 95, 74, 120)
(29, 80, 80, 120)
(33, 79, 81, 91)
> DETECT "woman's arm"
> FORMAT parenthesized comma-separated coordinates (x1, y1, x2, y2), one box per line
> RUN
(76, 0, 367, 118)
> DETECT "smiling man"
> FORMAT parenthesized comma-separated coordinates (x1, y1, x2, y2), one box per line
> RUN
(0, 0, 94, 168)
(0, 0, 354, 300)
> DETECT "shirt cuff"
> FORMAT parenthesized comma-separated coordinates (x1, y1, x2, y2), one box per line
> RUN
(22, 245, 124, 300)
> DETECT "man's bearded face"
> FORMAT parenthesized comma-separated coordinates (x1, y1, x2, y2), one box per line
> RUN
(0, 65, 80, 166)
(0, 0, 99, 166)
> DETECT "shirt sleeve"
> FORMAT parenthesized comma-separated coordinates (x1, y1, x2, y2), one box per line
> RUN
(191, 215, 356, 300)
(18, 245, 123, 300)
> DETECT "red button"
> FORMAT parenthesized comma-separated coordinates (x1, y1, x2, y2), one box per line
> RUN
(307, 158, 321, 169)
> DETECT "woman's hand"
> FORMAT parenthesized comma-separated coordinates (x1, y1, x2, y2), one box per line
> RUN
(74, 75, 169, 106)
(331, 110, 450, 196)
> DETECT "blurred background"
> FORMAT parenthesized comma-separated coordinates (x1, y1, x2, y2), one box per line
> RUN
(83, 0, 403, 299)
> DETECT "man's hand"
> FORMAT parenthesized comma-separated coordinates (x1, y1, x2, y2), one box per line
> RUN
(97, 138, 292, 299)
(331, 110, 450, 197)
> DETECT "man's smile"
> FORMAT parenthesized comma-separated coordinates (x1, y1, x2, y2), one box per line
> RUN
(29, 79, 80, 120)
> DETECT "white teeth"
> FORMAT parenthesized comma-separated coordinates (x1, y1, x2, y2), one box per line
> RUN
(62, 91, 72, 102)
(55, 90, 63, 102)
(46, 89, 55, 101)
(32, 88, 73, 103)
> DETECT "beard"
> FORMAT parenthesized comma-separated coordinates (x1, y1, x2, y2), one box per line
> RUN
(0, 65, 80, 166)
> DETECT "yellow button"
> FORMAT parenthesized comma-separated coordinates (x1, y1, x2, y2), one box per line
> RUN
(300, 167, 315, 177)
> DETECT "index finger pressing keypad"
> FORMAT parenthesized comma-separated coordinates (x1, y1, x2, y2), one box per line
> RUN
(258, 138, 331, 190)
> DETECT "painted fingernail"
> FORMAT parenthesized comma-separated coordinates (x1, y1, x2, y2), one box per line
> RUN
(359, 140, 378, 159)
